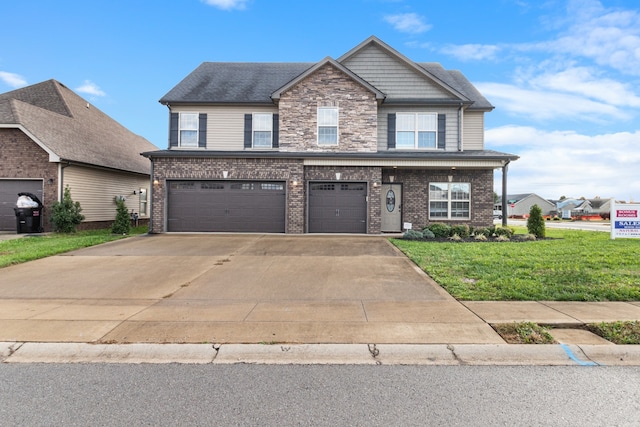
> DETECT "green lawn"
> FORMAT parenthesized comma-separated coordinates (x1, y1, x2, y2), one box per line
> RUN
(392, 227, 640, 301)
(0, 226, 148, 268)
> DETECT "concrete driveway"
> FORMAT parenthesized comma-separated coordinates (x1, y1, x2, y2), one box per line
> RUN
(0, 234, 503, 344)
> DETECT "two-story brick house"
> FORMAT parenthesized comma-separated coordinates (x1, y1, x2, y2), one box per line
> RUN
(144, 36, 517, 234)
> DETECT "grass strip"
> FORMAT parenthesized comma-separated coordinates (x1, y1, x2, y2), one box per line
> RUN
(392, 227, 640, 301)
(0, 226, 148, 268)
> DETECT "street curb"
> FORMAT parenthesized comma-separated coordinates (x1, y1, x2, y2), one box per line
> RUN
(3, 342, 640, 365)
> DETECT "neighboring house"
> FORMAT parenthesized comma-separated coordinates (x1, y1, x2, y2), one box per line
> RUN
(0, 80, 157, 232)
(588, 198, 612, 217)
(144, 36, 518, 234)
(555, 198, 593, 219)
(497, 193, 556, 217)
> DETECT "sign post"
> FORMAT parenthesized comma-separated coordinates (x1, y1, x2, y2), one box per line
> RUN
(611, 200, 640, 239)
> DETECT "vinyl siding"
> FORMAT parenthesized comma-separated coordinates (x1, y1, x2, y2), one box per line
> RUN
(462, 111, 484, 150)
(342, 44, 455, 99)
(378, 106, 459, 151)
(171, 106, 278, 150)
(64, 166, 149, 222)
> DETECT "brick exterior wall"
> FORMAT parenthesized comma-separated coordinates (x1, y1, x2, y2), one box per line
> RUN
(382, 168, 494, 229)
(278, 63, 378, 153)
(0, 128, 58, 232)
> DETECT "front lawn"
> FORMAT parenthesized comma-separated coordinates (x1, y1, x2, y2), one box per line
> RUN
(392, 228, 640, 301)
(0, 226, 148, 268)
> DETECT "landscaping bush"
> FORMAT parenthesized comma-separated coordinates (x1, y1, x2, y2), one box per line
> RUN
(527, 204, 546, 238)
(50, 186, 84, 233)
(493, 226, 514, 238)
(402, 229, 424, 240)
(427, 223, 451, 238)
(422, 229, 435, 239)
(450, 224, 471, 238)
(111, 199, 131, 235)
(473, 227, 492, 238)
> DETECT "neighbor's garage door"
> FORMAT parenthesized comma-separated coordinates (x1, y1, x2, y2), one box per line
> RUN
(0, 180, 43, 231)
(167, 180, 286, 232)
(308, 182, 367, 233)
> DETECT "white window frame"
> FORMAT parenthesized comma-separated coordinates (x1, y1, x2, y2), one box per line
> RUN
(317, 107, 339, 145)
(396, 112, 438, 149)
(429, 182, 471, 220)
(252, 113, 273, 148)
(179, 112, 199, 148)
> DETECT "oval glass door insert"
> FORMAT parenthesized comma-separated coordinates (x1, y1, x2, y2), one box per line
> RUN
(386, 189, 396, 212)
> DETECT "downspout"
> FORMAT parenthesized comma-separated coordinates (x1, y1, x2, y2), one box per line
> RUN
(501, 160, 510, 227)
(58, 161, 71, 202)
(457, 102, 463, 151)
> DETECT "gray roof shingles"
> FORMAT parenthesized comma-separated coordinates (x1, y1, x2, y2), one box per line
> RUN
(0, 80, 157, 175)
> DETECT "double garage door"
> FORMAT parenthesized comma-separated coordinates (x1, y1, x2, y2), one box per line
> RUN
(0, 180, 43, 231)
(168, 180, 286, 232)
(167, 180, 368, 233)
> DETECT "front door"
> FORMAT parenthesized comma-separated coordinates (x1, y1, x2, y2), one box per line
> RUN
(380, 183, 402, 232)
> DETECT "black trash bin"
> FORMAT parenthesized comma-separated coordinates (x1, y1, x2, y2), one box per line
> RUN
(14, 192, 44, 234)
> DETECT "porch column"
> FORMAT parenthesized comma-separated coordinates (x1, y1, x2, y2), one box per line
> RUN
(501, 161, 509, 227)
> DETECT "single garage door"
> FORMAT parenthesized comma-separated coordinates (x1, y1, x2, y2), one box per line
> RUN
(0, 180, 43, 231)
(167, 180, 286, 232)
(308, 182, 367, 233)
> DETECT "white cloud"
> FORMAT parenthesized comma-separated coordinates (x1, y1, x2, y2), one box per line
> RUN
(384, 13, 431, 34)
(75, 80, 106, 97)
(0, 71, 27, 88)
(201, 0, 248, 10)
(440, 44, 501, 61)
(476, 82, 627, 122)
(488, 125, 640, 200)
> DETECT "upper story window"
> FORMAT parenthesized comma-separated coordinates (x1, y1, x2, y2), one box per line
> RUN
(318, 107, 338, 145)
(253, 113, 273, 148)
(397, 113, 437, 149)
(429, 182, 471, 220)
(179, 113, 199, 147)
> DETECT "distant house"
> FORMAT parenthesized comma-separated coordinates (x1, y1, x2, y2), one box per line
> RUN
(497, 193, 556, 217)
(588, 198, 612, 218)
(554, 198, 593, 219)
(0, 80, 157, 232)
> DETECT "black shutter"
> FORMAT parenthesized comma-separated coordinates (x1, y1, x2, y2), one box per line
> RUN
(198, 113, 207, 148)
(437, 114, 446, 149)
(169, 113, 179, 148)
(244, 114, 252, 148)
(387, 113, 396, 149)
(272, 114, 279, 148)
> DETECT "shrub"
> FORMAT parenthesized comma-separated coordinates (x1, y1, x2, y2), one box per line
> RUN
(450, 224, 471, 238)
(494, 226, 514, 238)
(403, 229, 424, 240)
(474, 233, 488, 241)
(50, 186, 84, 233)
(427, 223, 451, 238)
(527, 204, 546, 238)
(422, 229, 436, 239)
(448, 233, 462, 242)
(495, 235, 510, 242)
(111, 199, 131, 235)
(474, 227, 492, 238)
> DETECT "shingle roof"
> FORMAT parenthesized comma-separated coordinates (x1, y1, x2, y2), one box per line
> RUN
(0, 80, 157, 175)
(159, 38, 493, 110)
(160, 62, 313, 104)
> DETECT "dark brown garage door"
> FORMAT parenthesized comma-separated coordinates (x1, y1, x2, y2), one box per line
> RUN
(0, 180, 43, 231)
(167, 181, 285, 232)
(308, 182, 367, 233)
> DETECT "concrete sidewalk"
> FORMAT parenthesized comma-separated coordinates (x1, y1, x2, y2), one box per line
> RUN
(0, 234, 639, 364)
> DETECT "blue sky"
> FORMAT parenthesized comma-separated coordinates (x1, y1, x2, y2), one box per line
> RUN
(2, 0, 639, 201)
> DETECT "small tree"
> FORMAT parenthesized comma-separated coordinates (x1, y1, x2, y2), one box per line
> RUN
(50, 186, 84, 233)
(527, 204, 546, 238)
(111, 199, 131, 235)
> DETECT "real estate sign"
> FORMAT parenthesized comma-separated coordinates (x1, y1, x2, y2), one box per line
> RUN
(611, 200, 640, 239)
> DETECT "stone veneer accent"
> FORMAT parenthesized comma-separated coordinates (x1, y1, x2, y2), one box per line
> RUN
(382, 168, 494, 229)
(278, 63, 378, 153)
(0, 128, 58, 232)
